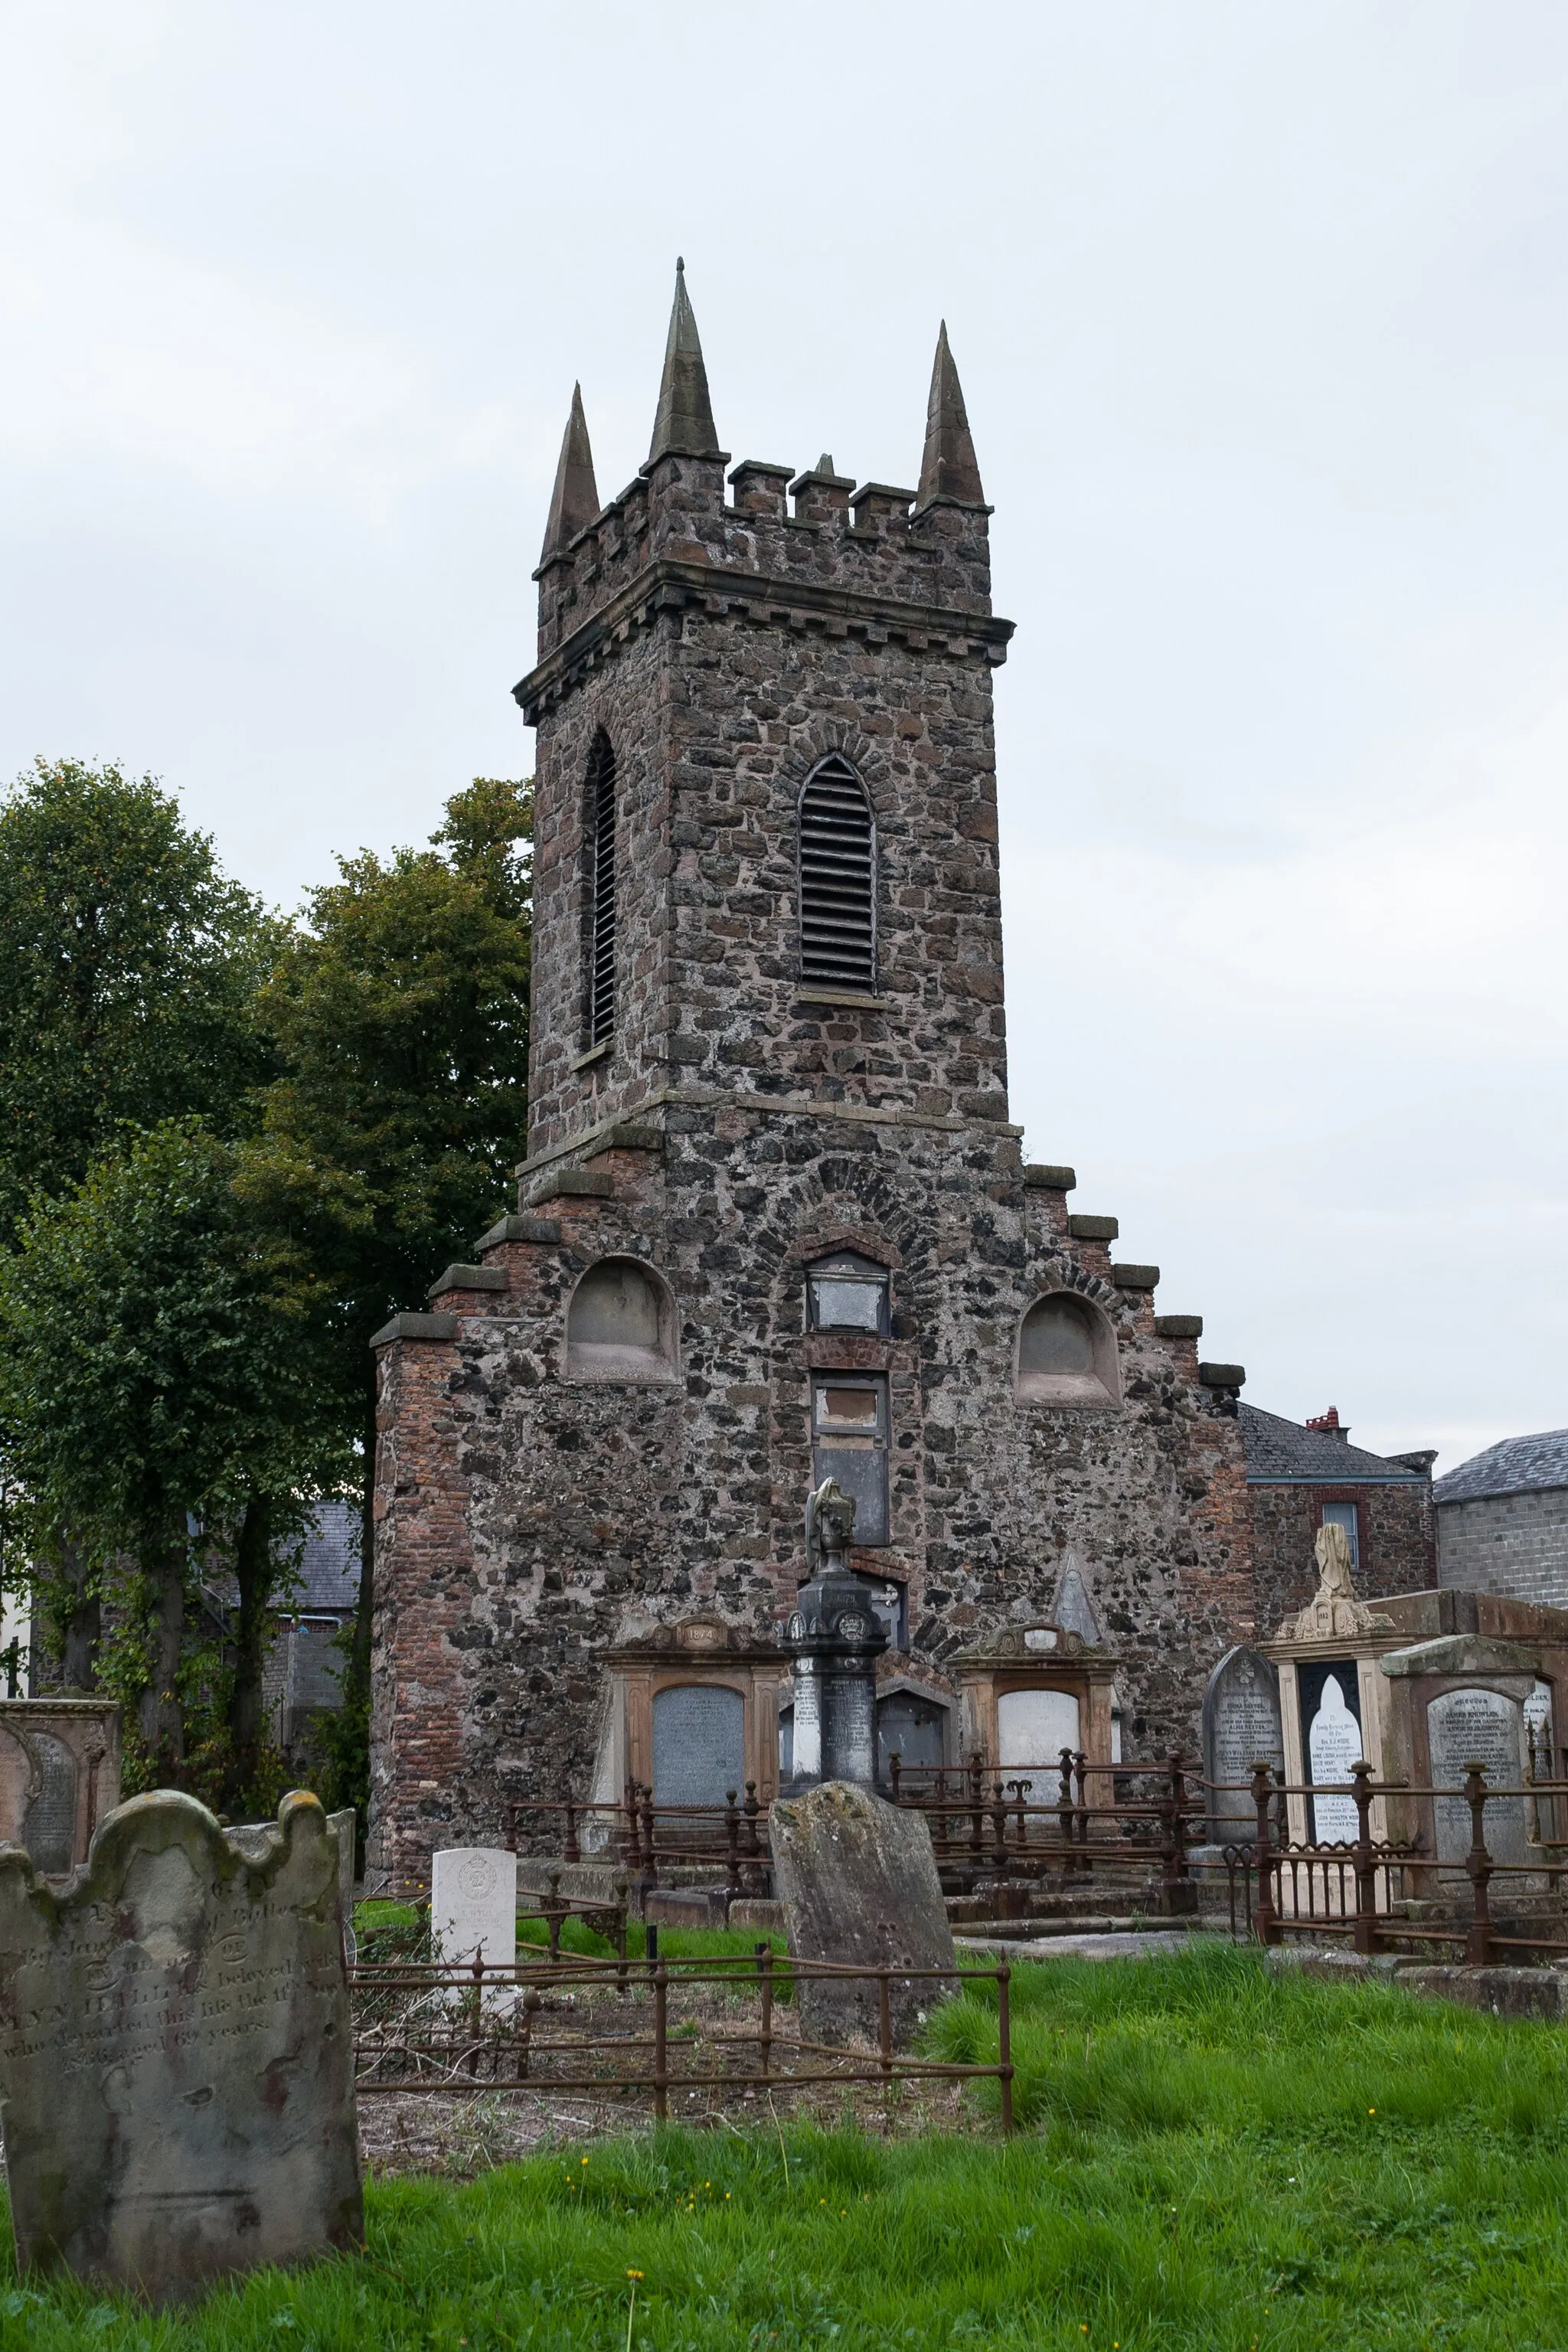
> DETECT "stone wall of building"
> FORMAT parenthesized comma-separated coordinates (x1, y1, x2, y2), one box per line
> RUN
(368, 1117, 1253, 1886)
(1250, 1480, 1436, 1638)
(1437, 1488, 1568, 1609)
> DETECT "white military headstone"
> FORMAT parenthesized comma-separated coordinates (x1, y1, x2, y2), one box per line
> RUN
(431, 1846, 515, 2007)
(0, 1789, 361, 2303)
(1428, 1687, 1528, 1866)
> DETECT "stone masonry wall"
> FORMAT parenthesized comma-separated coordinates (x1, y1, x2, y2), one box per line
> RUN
(1250, 1479, 1436, 1638)
(1437, 1489, 1568, 1609)
(368, 1113, 1253, 1886)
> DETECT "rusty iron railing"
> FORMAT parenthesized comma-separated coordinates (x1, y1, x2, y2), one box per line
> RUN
(349, 1933, 1014, 2132)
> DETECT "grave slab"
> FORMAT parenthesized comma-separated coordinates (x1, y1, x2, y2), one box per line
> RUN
(956, 1929, 1203, 1963)
(1201, 1647, 1283, 1841)
(769, 1779, 955, 2046)
(0, 1788, 361, 2303)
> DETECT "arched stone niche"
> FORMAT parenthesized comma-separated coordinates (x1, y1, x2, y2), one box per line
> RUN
(565, 1256, 679, 1382)
(0, 1700, 121, 1876)
(1015, 1290, 1120, 1407)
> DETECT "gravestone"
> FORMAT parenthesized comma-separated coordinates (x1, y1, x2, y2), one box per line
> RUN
(431, 1845, 515, 2007)
(1202, 1647, 1284, 1841)
(1427, 1687, 1528, 1865)
(996, 1686, 1080, 1805)
(1302, 1664, 1363, 1842)
(769, 1779, 956, 2047)
(0, 1788, 361, 2302)
(651, 1682, 745, 1807)
(327, 1807, 358, 1962)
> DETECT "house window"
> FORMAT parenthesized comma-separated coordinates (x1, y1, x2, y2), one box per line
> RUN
(1321, 1501, 1360, 1571)
(811, 1372, 889, 1545)
(806, 1250, 889, 1336)
(798, 756, 876, 990)
(585, 733, 617, 1046)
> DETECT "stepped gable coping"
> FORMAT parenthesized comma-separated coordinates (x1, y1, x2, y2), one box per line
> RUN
(1240, 1402, 1426, 1485)
(476, 1214, 563, 1250)
(369, 1311, 458, 1350)
(1155, 1314, 1203, 1339)
(514, 554, 1015, 723)
(426, 1263, 509, 1301)
(1111, 1263, 1158, 1291)
(1199, 1362, 1246, 1390)
(1068, 1213, 1118, 1241)
(582, 1122, 664, 1161)
(529, 1168, 616, 1206)
(1022, 1164, 1075, 1191)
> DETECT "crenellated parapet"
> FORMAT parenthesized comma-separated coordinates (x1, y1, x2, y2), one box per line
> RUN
(522, 270, 999, 705)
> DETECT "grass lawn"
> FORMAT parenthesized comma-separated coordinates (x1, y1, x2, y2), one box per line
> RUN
(3, 1942, 1567, 2348)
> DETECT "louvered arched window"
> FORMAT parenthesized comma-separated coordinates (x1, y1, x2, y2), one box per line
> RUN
(584, 732, 617, 1047)
(798, 756, 876, 990)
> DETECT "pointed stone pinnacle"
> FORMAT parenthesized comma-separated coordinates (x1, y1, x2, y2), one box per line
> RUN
(648, 259, 722, 463)
(916, 321, 985, 508)
(539, 382, 600, 564)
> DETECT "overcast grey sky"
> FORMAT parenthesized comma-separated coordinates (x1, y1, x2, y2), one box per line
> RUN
(2, 3, 1566, 1471)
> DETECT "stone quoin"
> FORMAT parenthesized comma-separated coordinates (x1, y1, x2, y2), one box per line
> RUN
(366, 264, 1260, 1890)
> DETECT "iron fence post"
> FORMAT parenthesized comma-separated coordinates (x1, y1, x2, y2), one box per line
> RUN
(756, 1940, 774, 2082)
(1251, 1760, 1281, 1945)
(563, 1794, 580, 1864)
(1351, 1761, 1379, 1953)
(877, 1968, 893, 2121)
(1057, 1747, 1075, 1866)
(653, 1956, 668, 2122)
(640, 1788, 659, 1890)
(889, 1753, 903, 1805)
(724, 1789, 742, 1899)
(969, 1752, 985, 1862)
(1465, 1762, 1495, 1965)
(997, 1960, 1014, 2137)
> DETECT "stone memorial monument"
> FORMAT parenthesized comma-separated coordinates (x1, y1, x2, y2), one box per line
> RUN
(1201, 1646, 1284, 1841)
(432, 1845, 516, 2007)
(0, 1699, 121, 1877)
(769, 1778, 956, 2047)
(783, 1480, 890, 1789)
(0, 1788, 361, 2302)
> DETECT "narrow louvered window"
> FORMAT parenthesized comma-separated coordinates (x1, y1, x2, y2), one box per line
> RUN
(798, 756, 876, 989)
(585, 733, 617, 1046)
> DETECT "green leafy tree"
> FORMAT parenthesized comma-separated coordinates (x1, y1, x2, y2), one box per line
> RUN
(0, 1122, 348, 1803)
(240, 776, 534, 1821)
(0, 759, 277, 1237)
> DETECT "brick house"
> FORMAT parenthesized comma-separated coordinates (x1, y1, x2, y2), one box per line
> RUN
(1241, 1403, 1436, 1635)
(366, 267, 1261, 1889)
(1434, 1429, 1568, 1609)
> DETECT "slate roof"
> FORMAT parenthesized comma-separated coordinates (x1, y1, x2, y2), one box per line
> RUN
(1432, 1429, 1568, 1508)
(1240, 1404, 1426, 1485)
(289, 1501, 361, 1614)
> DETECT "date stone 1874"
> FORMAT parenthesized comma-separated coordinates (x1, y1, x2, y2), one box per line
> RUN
(0, 1789, 362, 2303)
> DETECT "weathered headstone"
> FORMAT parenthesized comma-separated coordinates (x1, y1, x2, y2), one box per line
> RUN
(769, 1779, 956, 2047)
(1202, 1647, 1284, 1841)
(431, 1846, 515, 2007)
(327, 1807, 358, 1962)
(0, 1788, 361, 2302)
(1428, 1687, 1527, 1865)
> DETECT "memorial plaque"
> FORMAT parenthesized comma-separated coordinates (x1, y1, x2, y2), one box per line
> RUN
(770, 1779, 956, 2047)
(1202, 1648, 1284, 1839)
(1302, 1664, 1362, 1843)
(652, 1681, 744, 1807)
(997, 1687, 1079, 1805)
(0, 1788, 361, 2302)
(1428, 1687, 1527, 1866)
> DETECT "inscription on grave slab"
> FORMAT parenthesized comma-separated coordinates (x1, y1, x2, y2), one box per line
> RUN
(771, 1779, 956, 2047)
(0, 1788, 361, 2302)
(1202, 1648, 1284, 1838)
(1428, 1687, 1528, 1866)
(652, 1682, 744, 1808)
(431, 1846, 515, 2009)
(1305, 1668, 1363, 1842)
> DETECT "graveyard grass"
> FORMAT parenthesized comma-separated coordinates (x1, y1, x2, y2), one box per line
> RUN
(6, 1943, 1568, 2348)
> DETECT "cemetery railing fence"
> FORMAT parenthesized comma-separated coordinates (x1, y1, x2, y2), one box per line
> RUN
(348, 1936, 1014, 2133)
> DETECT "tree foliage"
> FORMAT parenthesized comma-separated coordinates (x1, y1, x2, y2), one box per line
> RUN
(0, 1122, 349, 1802)
(0, 759, 276, 1239)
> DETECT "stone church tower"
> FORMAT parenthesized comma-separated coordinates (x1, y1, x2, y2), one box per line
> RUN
(367, 267, 1253, 1886)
